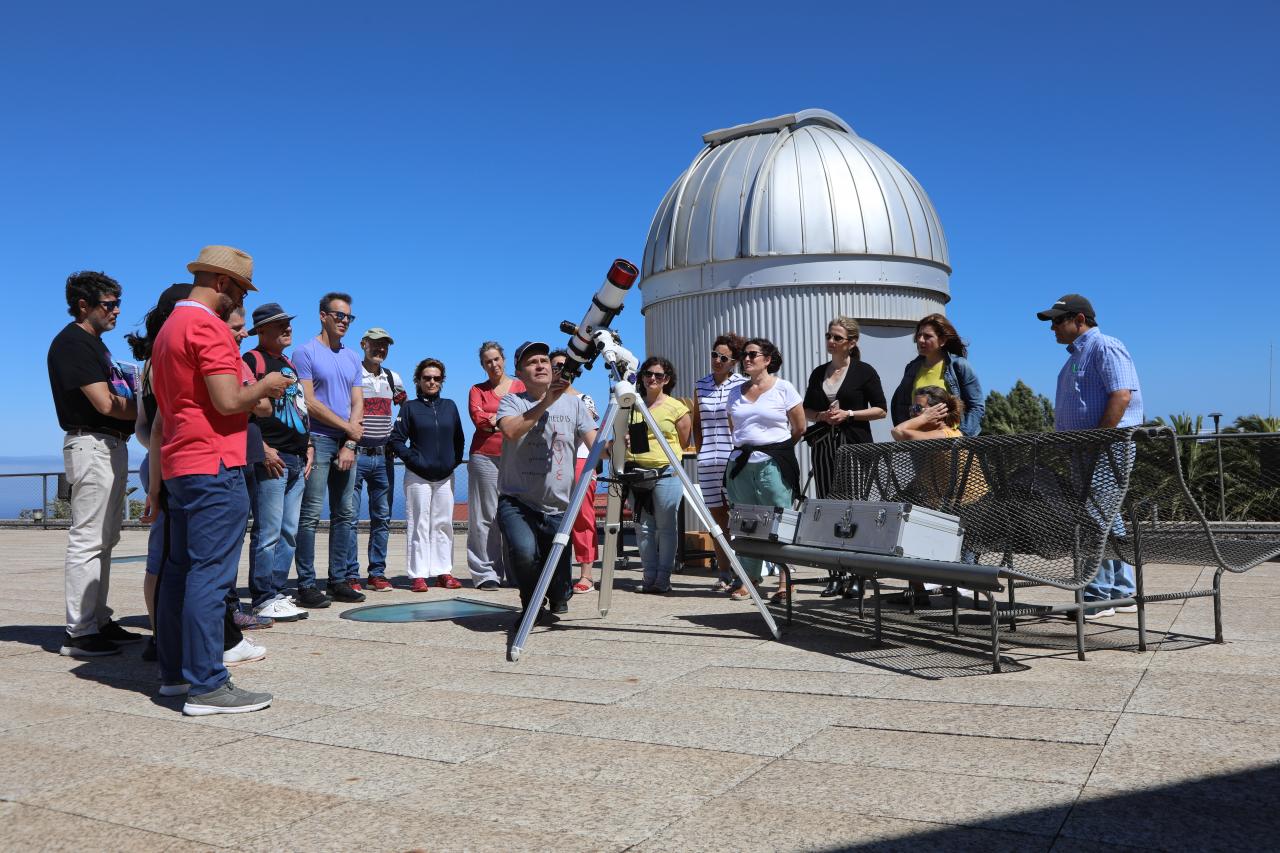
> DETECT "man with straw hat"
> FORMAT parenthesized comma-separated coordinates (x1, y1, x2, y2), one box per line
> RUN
(151, 245, 293, 715)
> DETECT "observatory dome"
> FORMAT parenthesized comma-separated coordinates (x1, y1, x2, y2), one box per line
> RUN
(640, 109, 952, 448)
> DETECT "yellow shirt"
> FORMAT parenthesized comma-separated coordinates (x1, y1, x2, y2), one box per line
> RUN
(913, 360, 946, 393)
(627, 396, 689, 469)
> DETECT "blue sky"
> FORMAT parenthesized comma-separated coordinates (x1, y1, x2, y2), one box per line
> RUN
(7, 1, 1278, 460)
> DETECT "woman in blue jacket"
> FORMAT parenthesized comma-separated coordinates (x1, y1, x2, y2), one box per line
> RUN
(390, 358, 465, 592)
(890, 314, 985, 437)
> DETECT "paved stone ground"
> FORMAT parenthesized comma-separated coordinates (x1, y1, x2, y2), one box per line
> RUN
(3, 528, 1280, 851)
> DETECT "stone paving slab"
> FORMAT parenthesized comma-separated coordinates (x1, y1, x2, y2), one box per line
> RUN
(4, 529, 1280, 850)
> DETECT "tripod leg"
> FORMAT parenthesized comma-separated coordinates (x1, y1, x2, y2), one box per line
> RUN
(632, 400, 781, 640)
(597, 402, 630, 618)
(509, 398, 620, 662)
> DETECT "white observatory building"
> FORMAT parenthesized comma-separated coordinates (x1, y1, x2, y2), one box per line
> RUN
(641, 109, 950, 443)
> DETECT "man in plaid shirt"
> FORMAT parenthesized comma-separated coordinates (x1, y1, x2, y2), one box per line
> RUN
(1039, 294, 1144, 616)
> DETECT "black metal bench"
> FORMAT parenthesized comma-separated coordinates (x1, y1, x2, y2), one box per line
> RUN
(734, 428, 1140, 672)
(1111, 427, 1280, 648)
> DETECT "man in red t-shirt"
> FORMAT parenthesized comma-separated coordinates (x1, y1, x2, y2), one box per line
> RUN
(151, 245, 292, 716)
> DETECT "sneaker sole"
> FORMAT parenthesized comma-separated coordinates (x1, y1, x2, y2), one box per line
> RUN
(254, 610, 302, 622)
(58, 646, 120, 657)
(224, 652, 267, 666)
(182, 698, 271, 716)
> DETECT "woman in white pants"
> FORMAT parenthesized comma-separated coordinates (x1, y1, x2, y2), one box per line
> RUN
(389, 358, 465, 592)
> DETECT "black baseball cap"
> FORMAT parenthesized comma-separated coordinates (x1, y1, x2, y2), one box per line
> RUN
(1036, 294, 1096, 322)
(514, 340, 551, 366)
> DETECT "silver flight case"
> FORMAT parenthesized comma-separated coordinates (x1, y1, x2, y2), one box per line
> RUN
(794, 500, 963, 561)
(728, 504, 800, 544)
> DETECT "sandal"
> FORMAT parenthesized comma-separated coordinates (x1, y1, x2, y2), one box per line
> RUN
(573, 579, 594, 593)
(712, 581, 732, 593)
(729, 584, 758, 600)
(769, 587, 790, 605)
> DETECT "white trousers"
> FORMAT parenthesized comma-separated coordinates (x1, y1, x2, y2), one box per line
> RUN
(405, 470, 455, 578)
(62, 432, 128, 636)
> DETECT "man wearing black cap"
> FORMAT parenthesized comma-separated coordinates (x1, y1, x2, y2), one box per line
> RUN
(1038, 294, 1144, 617)
(495, 341, 597, 623)
(243, 303, 312, 622)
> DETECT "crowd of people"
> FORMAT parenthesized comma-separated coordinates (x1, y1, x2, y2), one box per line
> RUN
(45, 240, 1144, 716)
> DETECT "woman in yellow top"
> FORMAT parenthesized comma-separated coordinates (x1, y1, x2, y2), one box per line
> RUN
(627, 356, 692, 594)
(890, 385, 986, 607)
(889, 314, 985, 437)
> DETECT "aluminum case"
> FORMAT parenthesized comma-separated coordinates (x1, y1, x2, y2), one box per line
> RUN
(728, 504, 800, 544)
(794, 500, 962, 561)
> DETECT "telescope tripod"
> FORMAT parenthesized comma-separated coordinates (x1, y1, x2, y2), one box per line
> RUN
(506, 351, 782, 662)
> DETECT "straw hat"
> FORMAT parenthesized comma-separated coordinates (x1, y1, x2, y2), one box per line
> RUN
(187, 245, 258, 292)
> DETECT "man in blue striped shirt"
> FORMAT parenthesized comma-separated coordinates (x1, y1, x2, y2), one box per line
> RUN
(1039, 294, 1143, 616)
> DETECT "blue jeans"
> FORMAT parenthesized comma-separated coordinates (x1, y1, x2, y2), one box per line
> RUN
(1080, 443, 1137, 603)
(248, 452, 306, 607)
(296, 434, 357, 588)
(496, 495, 572, 612)
(1085, 559, 1137, 603)
(140, 455, 164, 576)
(635, 468, 682, 592)
(345, 450, 394, 578)
(157, 464, 248, 695)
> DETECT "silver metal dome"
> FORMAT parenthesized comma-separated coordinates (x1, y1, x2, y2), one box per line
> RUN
(641, 109, 953, 458)
(643, 108, 949, 285)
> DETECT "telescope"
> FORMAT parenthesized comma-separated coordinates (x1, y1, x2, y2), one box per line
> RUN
(557, 258, 639, 380)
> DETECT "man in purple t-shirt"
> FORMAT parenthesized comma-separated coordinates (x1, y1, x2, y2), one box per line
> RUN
(291, 292, 365, 606)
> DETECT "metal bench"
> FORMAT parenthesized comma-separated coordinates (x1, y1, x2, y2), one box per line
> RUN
(734, 428, 1140, 672)
(1110, 427, 1280, 648)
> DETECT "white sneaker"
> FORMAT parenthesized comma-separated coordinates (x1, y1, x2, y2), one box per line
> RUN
(254, 598, 305, 622)
(1084, 607, 1116, 620)
(1114, 604, 1138, 613)
(224, 638, 266, 666)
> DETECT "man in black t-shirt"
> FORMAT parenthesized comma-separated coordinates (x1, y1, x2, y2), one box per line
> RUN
(46, 270, 143, 657)
(243, 302, 313, 621)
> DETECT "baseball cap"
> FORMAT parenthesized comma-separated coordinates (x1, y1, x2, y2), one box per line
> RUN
(514, 340, 551, 366)
(1036, 294, 1096, 322)
(362, 327, 395, 344)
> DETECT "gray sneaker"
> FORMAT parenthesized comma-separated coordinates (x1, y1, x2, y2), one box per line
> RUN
(182, 680, 272, 716)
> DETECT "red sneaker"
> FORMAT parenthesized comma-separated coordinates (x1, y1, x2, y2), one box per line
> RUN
(348, 579, 364, 592)
(435, 574, 463, 589)
(368, 576, 393, 592)
(410, 578, 429, 593)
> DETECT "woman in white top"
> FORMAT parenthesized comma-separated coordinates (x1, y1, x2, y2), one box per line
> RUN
(550, 350, 601, 592)
(725, 337, 806, 601)
(695, 333, 747, 591)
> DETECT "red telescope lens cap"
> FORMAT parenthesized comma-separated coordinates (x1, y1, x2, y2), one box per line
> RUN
(608, 259, 639, 288)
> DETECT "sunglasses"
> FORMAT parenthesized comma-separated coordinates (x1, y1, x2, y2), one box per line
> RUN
(741, 350, 766, 361)
(910, 404, 925, 415)
(419, 375, 443, 383)
(96, 299, 122, 312)
(325, 310, 357, 324)
(1051, 314, 1076, 326)
(825, 332, 851, 342)
(641, 370, 668, 381)
(709, 352, 732, 363)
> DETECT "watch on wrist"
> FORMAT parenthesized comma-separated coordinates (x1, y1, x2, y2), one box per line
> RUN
(343, 440, 357, 450)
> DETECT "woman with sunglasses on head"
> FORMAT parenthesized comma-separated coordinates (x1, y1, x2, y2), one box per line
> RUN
(626, 356, 692, 594)
(725, 338, 806, 602)
(890, 314, 984, 438)
(390, 359, 465, 593)
(466, 341, 524, 590)
(695, 334, 748, 592)
(889, 384, 981, 607)
(803, 316, 887, 597)
(549, 349, 601, 594)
